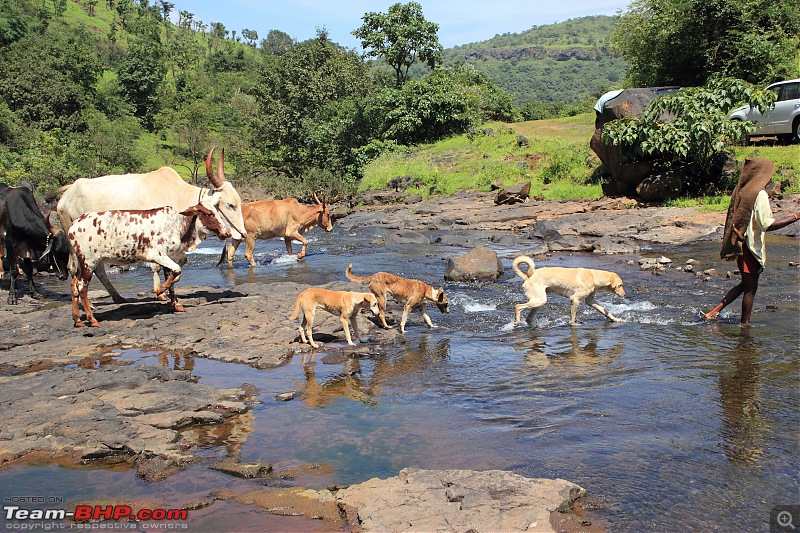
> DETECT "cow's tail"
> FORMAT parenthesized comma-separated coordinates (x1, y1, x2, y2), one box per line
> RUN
(512, 256, 536, 280)
(345, 263, 371, 283)
(216, 239, 229, 267)
(288, 295, 301, 322)
(49, 184, 72, 201)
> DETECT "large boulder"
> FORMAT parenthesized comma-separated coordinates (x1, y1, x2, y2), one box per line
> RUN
(591, 88, 659, 188)
(636, 170, 683, 201)
(336, 468, 586, 533)
(444, 246, 503, 281)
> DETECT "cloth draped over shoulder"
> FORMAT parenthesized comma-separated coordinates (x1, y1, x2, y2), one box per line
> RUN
(720, 158, 774, 260)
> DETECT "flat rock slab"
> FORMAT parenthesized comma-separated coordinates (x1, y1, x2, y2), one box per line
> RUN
(336, 468, 585, 532)
(0, 364, 250, 470)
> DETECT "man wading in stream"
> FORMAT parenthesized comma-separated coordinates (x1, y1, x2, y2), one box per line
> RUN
(705, 157, 800, 326)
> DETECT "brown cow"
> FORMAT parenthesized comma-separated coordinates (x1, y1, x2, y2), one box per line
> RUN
(218, 194, 333, 267)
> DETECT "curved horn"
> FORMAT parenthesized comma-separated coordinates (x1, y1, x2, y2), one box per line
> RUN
(44, 211, 59, 236)
(217, 148, 226, 184)
(206, 147, 225, 188)
(313, 192, 322, 205)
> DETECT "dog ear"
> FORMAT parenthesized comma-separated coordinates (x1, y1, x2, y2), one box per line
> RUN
(437, 288, 445, 302)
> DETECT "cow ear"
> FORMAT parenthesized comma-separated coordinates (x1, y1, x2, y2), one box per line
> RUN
(180, 206, 198, 216)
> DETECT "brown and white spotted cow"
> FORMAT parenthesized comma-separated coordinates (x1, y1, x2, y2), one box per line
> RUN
(67, 204, 230, 327)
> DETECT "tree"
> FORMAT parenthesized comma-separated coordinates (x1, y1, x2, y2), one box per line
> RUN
(241, 28, 258, 46)
(373, 65, 514, 145)
(353, 2, 442, 87)
(0, 0, 28, 46)
(0, 27, 101, 132)
(611, 0, 800, 87)
(246, 29, 373, 194)
(260, 29, 294, 55)
(117, 35, 165, 129)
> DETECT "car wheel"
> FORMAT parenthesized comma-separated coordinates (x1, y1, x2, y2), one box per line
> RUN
(793, 118, 800, 144)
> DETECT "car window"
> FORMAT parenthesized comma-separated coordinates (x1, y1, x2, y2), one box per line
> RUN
(778, 82, 799, 101)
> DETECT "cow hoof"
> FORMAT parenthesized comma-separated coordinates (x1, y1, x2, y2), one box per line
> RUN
(173, 303, 185, 312)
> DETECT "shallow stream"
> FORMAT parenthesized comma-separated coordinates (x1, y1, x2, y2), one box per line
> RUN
(1, 229, 798, 531)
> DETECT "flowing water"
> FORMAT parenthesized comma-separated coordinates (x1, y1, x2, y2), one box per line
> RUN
(1, 229, 798, 532)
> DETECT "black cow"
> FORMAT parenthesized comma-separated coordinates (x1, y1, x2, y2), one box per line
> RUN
(0, 184, 69, 304)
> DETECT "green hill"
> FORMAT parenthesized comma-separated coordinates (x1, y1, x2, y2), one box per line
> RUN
(441, 16, 628, 105)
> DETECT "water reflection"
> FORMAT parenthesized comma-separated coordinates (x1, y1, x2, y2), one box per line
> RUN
(189, 411, 256, 460)
(368, 335, 451, 395)
(157, 351, 195, 371)
(513, 327, 624, 371)
(297, 357, 375, 409)
(718, 329, 766, 465)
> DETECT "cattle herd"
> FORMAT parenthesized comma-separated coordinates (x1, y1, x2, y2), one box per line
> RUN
(0, 148, 335, 330)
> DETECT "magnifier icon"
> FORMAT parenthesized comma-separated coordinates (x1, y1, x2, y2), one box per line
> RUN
(778, 511, 796, 530)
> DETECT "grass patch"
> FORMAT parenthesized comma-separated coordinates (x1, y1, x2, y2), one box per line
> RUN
(360, 113, 602, 200)
(664, 195, 730, 211)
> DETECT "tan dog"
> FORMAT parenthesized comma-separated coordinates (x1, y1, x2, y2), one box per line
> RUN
(346, 264, 448, 333)
(512, 255, 626, 326)
(289, 287, 379, 348)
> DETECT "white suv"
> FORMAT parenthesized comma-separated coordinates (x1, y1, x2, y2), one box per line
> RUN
(729, 78, 800, 143)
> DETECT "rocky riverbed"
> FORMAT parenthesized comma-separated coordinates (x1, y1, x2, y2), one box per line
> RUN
(2, 191, 798, 531)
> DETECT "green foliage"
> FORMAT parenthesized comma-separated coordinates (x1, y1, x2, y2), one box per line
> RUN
(611, 0, 800, 86)
(244, 30, 373, 192)
(354, 2, 442, 87)
(601, 78, 776, 191)
(117, 33, 166, 129)
(0, 25, 101, 132)
(373, 65, 514, 145)
(0, 0, 29, 46)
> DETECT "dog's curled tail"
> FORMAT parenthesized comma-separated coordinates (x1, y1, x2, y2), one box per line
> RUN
(288, 294, 301, 322)
(345, 263, 371, 283)
(512, 255, 536, 280)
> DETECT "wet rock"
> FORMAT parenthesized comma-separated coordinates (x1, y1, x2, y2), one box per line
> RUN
(383, 230, 430, 246)
(434, 235, 482, 248)
(590, 236, 638, 255)
(528, 219, 563, 242)
(275, 391, 299, 402)
(444, 246, 504, 281)
(0, 364, 250, 472)
(210, 458, 273, 479)
(336, 468, 586, 533)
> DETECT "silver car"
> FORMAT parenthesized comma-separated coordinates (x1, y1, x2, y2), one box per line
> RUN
(729, 78, 800, 143)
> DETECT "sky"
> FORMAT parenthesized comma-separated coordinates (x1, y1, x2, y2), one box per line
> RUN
(183, 1, 632, 50)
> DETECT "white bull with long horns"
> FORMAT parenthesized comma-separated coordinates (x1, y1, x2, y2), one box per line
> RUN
(57, 147, 247, 303)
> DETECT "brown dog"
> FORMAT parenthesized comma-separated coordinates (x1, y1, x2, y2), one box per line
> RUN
(288, 287, 379, 348)
(346, 264, 448, 333)
(513, 255, 626, 326)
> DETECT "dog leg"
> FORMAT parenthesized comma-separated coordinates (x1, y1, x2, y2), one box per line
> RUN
(419, 304, 437, 329)
(569, 298, 582, 325)
(376, 291, 392, 328)
(586, 295, 621, 322)
(340, 314, 356, 346)
(305, 308, 319, 348)
(515, 286, 547, 325)
(350, 313, 364, 343)
(399, 305, 412, 333)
